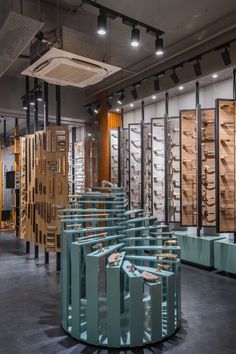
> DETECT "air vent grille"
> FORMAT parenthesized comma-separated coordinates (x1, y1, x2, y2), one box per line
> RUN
(0, 12, 44, 77)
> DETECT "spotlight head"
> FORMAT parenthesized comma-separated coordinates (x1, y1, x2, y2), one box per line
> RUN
(117, 91, 125, 105)
(193, 58, 202, 76)
(155, 37, 164, 56)
(93, 102, 102, 114)
(170, 69, 180, 84)
(131, 27, 140, 47)
(97, 12, 107, 36)
(29, 93, 35, 106)
(22, 96, 27, 110)
(221, 46, 231, 66)
(153, 76, 160, 91)
(131, 85, 138, 99)
(85, 104, 93, 116)
(35, 88, 43, 102)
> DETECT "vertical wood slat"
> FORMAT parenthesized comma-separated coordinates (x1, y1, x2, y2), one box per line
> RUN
(97, 92, 122, 185)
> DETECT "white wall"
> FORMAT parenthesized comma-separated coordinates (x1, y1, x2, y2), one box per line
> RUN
(123, 78, 233, 126)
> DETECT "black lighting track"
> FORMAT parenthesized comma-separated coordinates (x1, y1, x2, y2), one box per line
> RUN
(82, 0, 164, 36)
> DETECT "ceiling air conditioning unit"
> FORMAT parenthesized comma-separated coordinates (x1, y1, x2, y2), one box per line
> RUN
(21, 27, 121, 88)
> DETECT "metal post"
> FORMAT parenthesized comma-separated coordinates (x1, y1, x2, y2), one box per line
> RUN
(34, 244, 39, 259)
(34, 78, 39, 131)
(56, 252, 61, 271)
(3, 119, 6, 148)
(164, 92, 169, 225)
(56, 85, 61, 126)
(233, 69, 236, 100)
(140, 101, 145, 210)
(233, 70, 236, 242)
(45, 250, 49, 264)
(118, 127, 121, 187)
(26, 76, 30, 134)
(44, 81, 49, 129)
(196, 82, 202, 237)
(71, 127, 76, 194)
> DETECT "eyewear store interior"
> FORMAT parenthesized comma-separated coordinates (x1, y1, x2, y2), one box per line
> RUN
(1, 1, 236, 354)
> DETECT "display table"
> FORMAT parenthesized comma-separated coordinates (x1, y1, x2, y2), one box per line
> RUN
(175, 231, 225, 267)
(60, 187, 181, 348)
(214, 239, 236, 274)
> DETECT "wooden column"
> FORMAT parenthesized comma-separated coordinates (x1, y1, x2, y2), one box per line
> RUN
(97, 92, 122, 185)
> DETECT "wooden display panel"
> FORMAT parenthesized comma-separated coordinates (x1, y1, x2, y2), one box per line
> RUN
(167, 117, 180, 223)
(20, 137, 26, 239)
(180, 110, 197, 226)
(109, 128, 119, 185)
(25, 134, 35, 241)
(120, 128, 129, 200)
(129, 124, 141, 209)
(151, 118, 165, 220)
(201, 109, 216, 226)
(36, 126, 68, 252)
(216, 99, 235, 233)
(143, 123, 152, 213)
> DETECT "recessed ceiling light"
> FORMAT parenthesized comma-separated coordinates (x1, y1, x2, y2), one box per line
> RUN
(178, 86, 184, 90)
(116, 108, 120, 112)
(130, 103, 134, 107)
(212, 73, 218, 78)
(152, 95, 157, 99)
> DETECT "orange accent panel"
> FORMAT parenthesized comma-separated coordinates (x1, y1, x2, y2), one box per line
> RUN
(97, 93, 122, 185)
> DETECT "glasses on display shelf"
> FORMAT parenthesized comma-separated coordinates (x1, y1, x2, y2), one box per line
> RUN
(112, 156, 118, 163)
(220, 104, 234, 114)
(183, 144, 196, 153)
(169, 156, 180, 162)
(153, 136, 164, 142)
(172, 180, 180, 188)
(131, 154, 141, 163)
(202, 120, 214, 127)
(171, 167, 180, 173)
(202, 135, 214, 143)
(170, 127, 179, 133)
(153, 149, 164, 156)
(153, 122, 164, 127)
(131, 127, 141, 133)
(203, 150, 215, 158)
(112, 144, 118, 150)
(111, 133, 118, 138)
(182, 114, 195, 120)
(203, 166, 215, 174)
(220, 121, 234, 127)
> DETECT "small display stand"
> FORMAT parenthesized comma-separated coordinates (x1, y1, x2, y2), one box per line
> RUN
(60, 185, 181, 348)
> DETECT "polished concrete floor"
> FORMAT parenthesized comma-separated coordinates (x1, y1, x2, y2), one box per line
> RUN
(1, 232, 236, 354)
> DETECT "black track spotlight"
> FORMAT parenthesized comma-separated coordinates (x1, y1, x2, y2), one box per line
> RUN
(193, 58, 202, 76)
(153, 75, 160, 91)
(170, 69, 180, 84)
(117, 91, 125, 105)
(221, 46, 231, 66)
(85, 104, 93, 116)
(22, 96, 27, 110)
(97, 11, 107, 36)
(155, 37, 164, 56)
(35, 87, 43, 101)
(131, 85, 138, 99)
(131, 27, 140, 47)
(93, 102, 102, 114)
(29, 93, 35, 106)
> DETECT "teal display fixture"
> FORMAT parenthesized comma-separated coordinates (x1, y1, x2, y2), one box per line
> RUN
(214, 239, 236, 274)
(175, 231, 225, 267)
(60, 186, 181, 348)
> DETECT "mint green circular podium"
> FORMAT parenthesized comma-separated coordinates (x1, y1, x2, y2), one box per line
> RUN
(60, 187, 181, 348)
